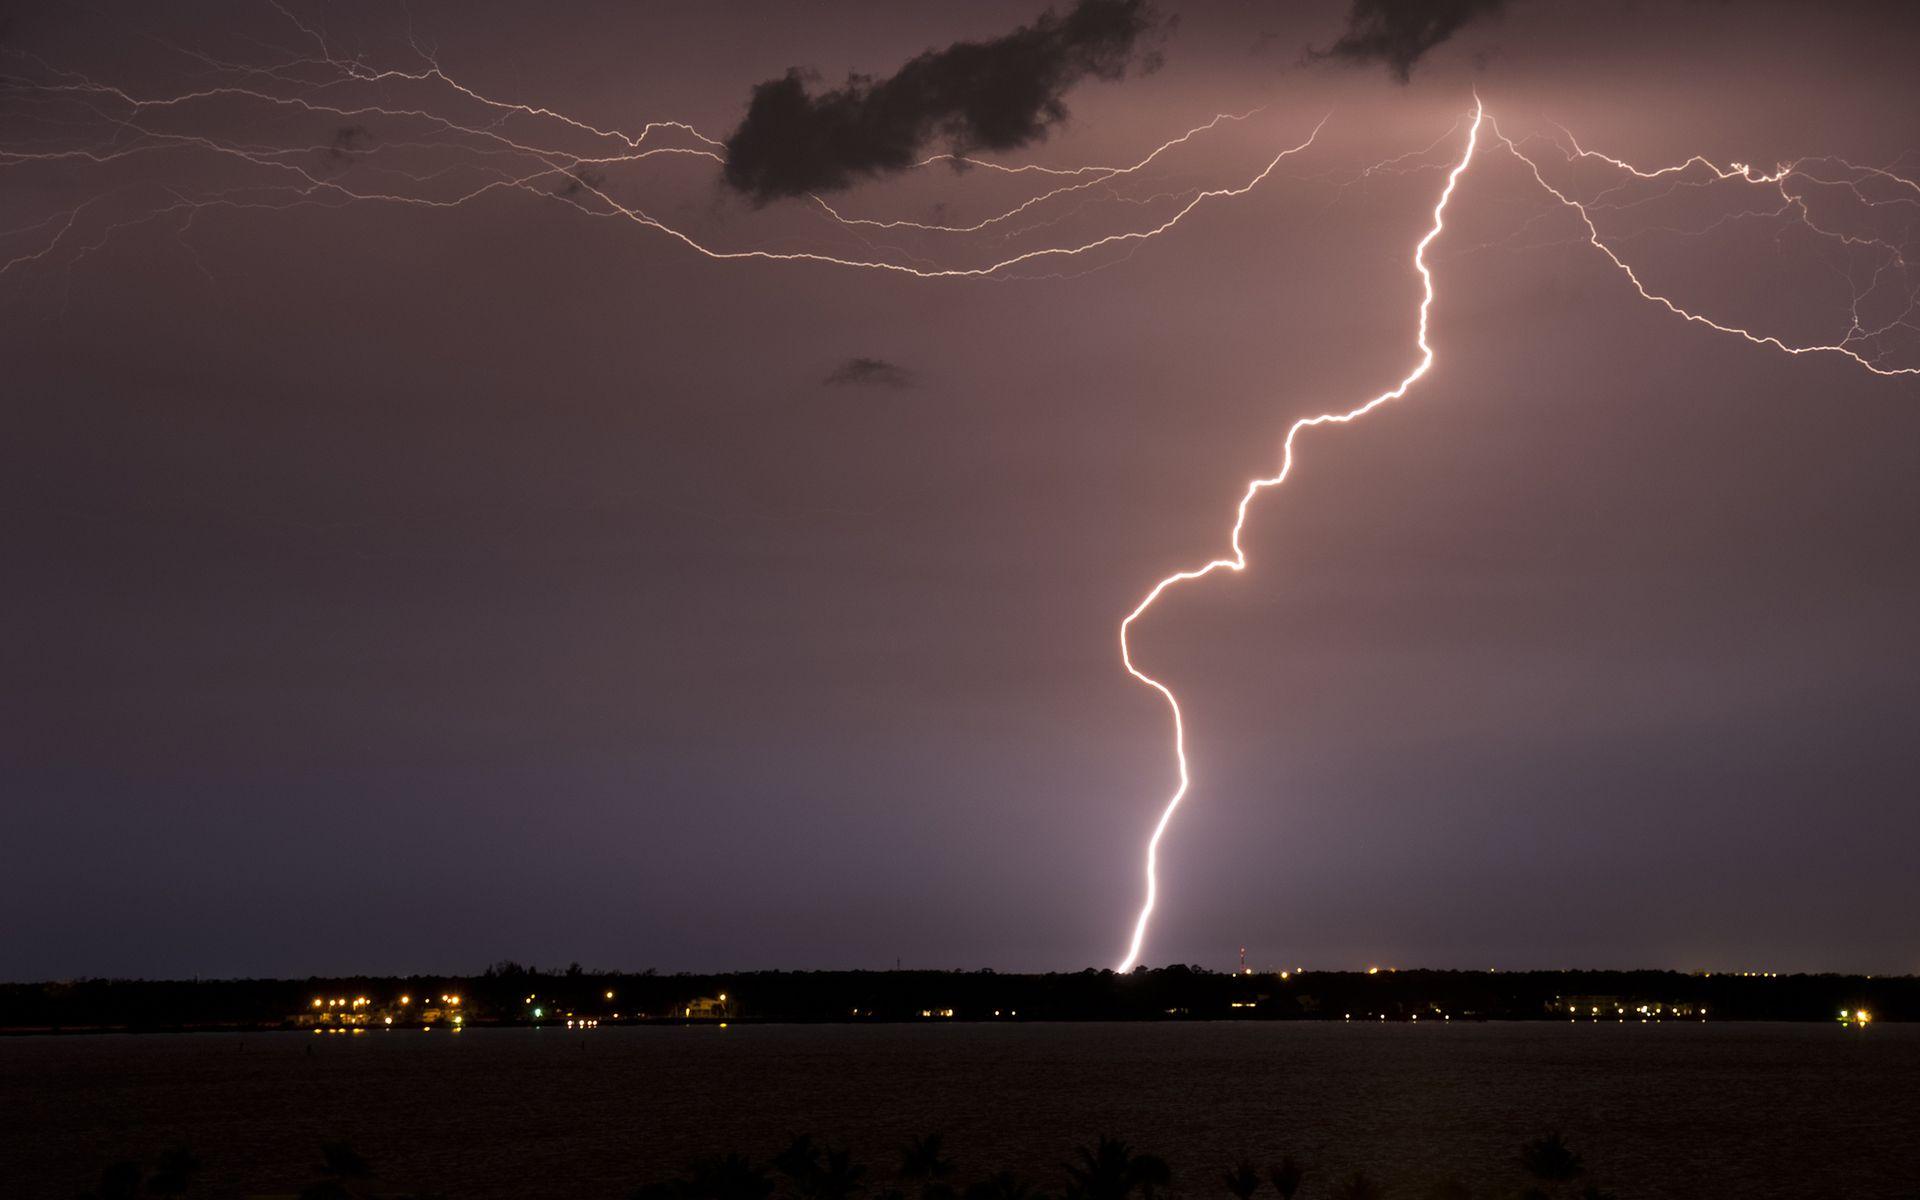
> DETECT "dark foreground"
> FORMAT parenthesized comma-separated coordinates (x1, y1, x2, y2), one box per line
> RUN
(4, 1022, 1915, 1200)
(2, 967, 1912, 1034)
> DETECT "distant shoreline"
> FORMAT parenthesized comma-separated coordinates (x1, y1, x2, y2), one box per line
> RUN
(0, 1015, 1894, 1039)
(3, 967, 1908, 1035)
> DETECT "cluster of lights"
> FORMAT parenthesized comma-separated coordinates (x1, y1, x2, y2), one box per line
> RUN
(307, 991, 458, 1030)
(1555, 998, 1706, 1022)
(1628, 1003, 1695, 1018)
(1840, 1009, 1873, 1026)
(918, 1008, 957, 1019)
(310, 992, 454, 1008)
(566, 1018, 601, 1029)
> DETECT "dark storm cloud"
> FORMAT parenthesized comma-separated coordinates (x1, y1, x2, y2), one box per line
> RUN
(1310, 0, 1510, 82)
(722, 0, 1164, 204)
(557, 165, 607, 198)
(824, 357, 915, 388)
(326, 125, 369, 164)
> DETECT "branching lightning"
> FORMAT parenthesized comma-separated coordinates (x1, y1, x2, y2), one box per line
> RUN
(1495, 124, 1920, 377)
(0, 21, 1321, 282)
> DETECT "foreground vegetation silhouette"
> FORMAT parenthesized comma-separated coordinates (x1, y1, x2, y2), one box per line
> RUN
(628, 1130, 1618, 1200)
(77, 1131, 1619, 1199)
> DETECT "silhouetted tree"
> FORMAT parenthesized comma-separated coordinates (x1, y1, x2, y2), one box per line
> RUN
(612, 1128, 1630, 1200)
(81, 1161, 144, 1200)
(902, 1134, 956, 1200)
(775, 1136, 825, 1191)
(686, 1153, 775, 1200)
(1519, 1134, 1583, 1187)
(1222, 1163, 1261, 1200)
(1329, 1171, 1381, 1200)
(1268, 1156, 1304, 1200)
(1064, 1137, 1167, 1200)
(1131, 1151, 1170, 1200)
(964, 1169, 1035, 1200)
(148, 1145, 202, 1197)
(901, 1135, 954, 1182)
(815, 1147, 868, 1200)
(299, 1140, 374, 1200)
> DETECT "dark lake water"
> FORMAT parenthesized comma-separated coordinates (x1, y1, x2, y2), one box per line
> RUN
(6, 1022, 1917, 1199)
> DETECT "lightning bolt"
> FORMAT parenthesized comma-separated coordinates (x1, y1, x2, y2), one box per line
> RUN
(1112, 100, 1486, 971)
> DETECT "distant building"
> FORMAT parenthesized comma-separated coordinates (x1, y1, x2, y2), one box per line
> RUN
(295, 991, 464, 1029)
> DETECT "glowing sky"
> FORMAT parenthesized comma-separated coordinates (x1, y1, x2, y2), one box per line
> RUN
(3, 0, 1918, 978)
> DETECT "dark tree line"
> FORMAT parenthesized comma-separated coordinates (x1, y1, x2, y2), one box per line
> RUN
(6, 965, 1911, 1030)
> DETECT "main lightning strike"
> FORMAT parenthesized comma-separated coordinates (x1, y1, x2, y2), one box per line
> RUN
(1113, 100, 1484, 973)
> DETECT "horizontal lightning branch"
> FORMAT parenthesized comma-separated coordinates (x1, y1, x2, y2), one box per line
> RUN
(0, 16, 1318, 282)
(1495, 122, 1920, 377)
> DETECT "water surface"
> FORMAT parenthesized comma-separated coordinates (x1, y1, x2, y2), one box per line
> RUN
(6, 1022, 1915, 1198)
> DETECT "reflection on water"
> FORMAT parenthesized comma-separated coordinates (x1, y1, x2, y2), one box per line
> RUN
(5, 1022, 1916, 1199)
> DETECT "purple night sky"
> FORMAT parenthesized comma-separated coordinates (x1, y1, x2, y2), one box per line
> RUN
(3, 0, 1917, 979)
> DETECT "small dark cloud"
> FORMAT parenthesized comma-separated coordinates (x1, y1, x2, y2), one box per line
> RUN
(722, 0, 1165, 205)
(557, 165, 607, 198)
(1309, 0, 1510, 82)
(325, 125, 371, 166)
(824, 357, 915, 389)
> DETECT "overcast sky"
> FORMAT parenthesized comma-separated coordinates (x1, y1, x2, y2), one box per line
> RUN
(3, 0, 1918, 979)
